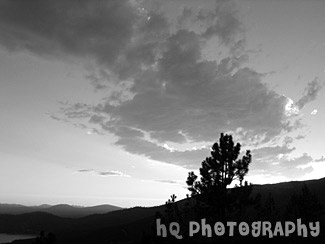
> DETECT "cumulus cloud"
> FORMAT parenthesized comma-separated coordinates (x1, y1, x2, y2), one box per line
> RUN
(0, 0, 307, 170)
(296, 78, 323, 109)
(61, 1, 291, 168)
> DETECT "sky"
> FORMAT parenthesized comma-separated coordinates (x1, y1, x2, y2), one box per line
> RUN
(0, 0, 325, 208)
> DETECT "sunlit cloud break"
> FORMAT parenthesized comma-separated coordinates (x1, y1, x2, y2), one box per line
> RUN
(311, 109, 318, 115)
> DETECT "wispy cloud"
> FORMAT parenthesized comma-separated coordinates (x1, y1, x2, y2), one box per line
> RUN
(251, 145, 316, 179)
(49, 115, 68, 123)
(315, 156, 325, 162)
(77, 169, 129, 177)
(77, 169, 94, 173)
(296, 78, 323, 109)
(154, 179, 179, 184)
(98, 171, 130, 177)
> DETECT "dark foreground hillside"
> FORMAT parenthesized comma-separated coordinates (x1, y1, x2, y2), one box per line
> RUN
(3, 177, 325, 244)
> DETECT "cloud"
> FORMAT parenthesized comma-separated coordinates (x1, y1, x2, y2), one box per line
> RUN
(177, 1, 243, 45)
(280, 153, 313, 167)
(283, 136, 294, 146)
(296, 78, 323, 109)
(77, 169, 94, 173)
(61, 103, 94, 119)
(0, 0, 301, 168)
(96, 65, 289, 145)
(87, 128, 103, 135)
(311, 109, 318, 115)
(251, 145, 315, 179)
(315, 156, 325, 162)
(252, 145, 296, 162)
(0, 0, 139, 69)
(278, 154, 314, 178)
(77, 169, 129, 177)
(57, 1, 293, 168)
(98, 170, 130, 177)
(115, 135, 210, 168)
(200, 0, 243, 44)
(74, 123, 88, 129)
(154, 179, 179, 184)
(295, 135, 305, 140)
(49, 115, 68, 123)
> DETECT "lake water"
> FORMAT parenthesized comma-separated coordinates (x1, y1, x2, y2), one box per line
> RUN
(0, 233, 36, 243)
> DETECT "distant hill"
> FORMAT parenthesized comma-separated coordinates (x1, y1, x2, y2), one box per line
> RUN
(251, 177, 325, 212)
(3, 177, 325, 244)
(0, 203, 122, 218)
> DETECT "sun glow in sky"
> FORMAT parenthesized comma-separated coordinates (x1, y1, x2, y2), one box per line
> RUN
(0, 0, 325, 208)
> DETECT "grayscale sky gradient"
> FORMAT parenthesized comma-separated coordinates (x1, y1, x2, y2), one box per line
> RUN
(0, 0, 325, 207)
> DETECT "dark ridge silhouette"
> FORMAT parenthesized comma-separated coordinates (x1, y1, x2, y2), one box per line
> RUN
(0, 203, 122, 218)
(2, 178, 324, 244)
(251, 177, 325, 212)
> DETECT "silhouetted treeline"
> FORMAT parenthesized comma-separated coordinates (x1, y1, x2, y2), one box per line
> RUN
(143, 134, 324, 244)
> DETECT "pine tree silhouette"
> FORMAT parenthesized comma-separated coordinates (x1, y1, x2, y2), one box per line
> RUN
(186, 133, 252, 219)
(187, 133, 251, 195)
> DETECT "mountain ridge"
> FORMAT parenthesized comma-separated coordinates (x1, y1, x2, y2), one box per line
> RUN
(2, 177, 324, 243)
(0, 203, 122, 218)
